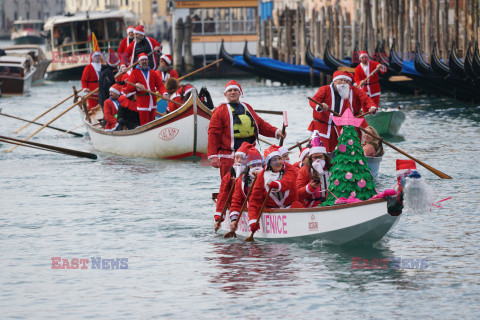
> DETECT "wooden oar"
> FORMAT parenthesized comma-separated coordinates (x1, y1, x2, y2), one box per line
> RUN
(308, 97, 452, 179)
(0, 110, 83, 137)
(14, 91, 75, 133)
(0, 138, 65, 154)
(56, 123, 86, 138)
(0, 134, 97, 159)
(178, 58, 223, 81)
(356, 111, 374, 118)
(287, 137, 309, 151)
(224, 174, 259, 238)
(358, 64, 382, 88)
(389, 75, 413, 82)
(126, 82, 182, 106)
(245, 186, 273, 242)
(214, 177, 236, 232)
(279, 111, 288, 146)
(258, 137, 272, 146)
(255, 109, 283, 115)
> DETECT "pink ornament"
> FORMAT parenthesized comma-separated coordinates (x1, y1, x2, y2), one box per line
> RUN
(334, 179, 340, 186)
(351, 151, 355, 155)
(348, 139, 354, 145)
(345, 172, 353, 180)
(351, 191, 356, 197)
(338, 144, 346, 153)
(357, 179, 366, 188)
(359, 160, 364, 165)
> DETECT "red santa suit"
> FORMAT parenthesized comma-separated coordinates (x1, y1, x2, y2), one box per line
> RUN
(121, 26, 161, 69)
(296, 166, 330, 208)
(167, 84, 194, 113)
(354, 52, 387, 108)
(81, 52, 101, 110)
(156, 54, 179, 83)
(117, 26, 135, 63)
(103, 84, 124, 131)
(308, 72, 376, 153)
(126, 54, 167, 125)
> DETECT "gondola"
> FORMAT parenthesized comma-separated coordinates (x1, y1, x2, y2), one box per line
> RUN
(430, 41, 450, 78)
(448, 41, 469, 81)
(387, 39, 404, 74)
(323, 40, 351, 72)
(472, 41, 480, 75)
(219, 39, 254, 73)
(373, 40, 389, 65)
(464, 42, 480, 81)
(305, 41, 333, 73)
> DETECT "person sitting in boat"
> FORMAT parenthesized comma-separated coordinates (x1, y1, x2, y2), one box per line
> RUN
(228, 144, 263, 232)
(125, 53, 167, 125)
(248, 145, 302, 232)
(117, 91, 140, 130)
(199, 87, 214, 110)
(156, 54, 179, 83)
(117, 25, 135, 62)
(362, 126, 384, 157)
(121, 25, 162, 71)
(354, 51, 387, 108)
(208, 80, 285, 178)
(296, 136, 332, 208)
(103, 84, 122, 131)
(98, 49, 122, 108)
(164, 78, 195, 114)
(293, 147, 310, 170)
(81, 51, 101, 110)
(214, 142, 252, 230)
(308, 70, 376, 153)
(278, 146, 291, 164)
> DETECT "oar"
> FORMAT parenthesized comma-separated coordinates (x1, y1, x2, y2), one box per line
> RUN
(255, 109, 283, 115)
(224, 174, 259, 238)
(0, 109, 83, 137)
(308, 97, 452, 179)
(279, 111, 288, 146)
(245, 186, 273, 242)
(56, 123, 86, 138)
(359, 64, 382, 88)
(287, 137, 309, 151)
(0, 134, 97, 159)
(126, 82, 182, 106)
(214, 177, 236, 232)
(388, 75, 413, 82)
(0, 138, 65, 154)
(356, 111, 374, 118)
(178, 58, 223, 80)
(14, 91, 75, 133)
(258, 137, 272, 146)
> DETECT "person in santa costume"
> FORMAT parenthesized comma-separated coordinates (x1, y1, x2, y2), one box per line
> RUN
(278, 146, 291, 164)
(248, 145, 302, 232)
(117, 91, 140, 130)
(156, 54, 179, 83)
(126, 53, 167, 125)
(228, 144, 264, 232)
(208, 80, 285, 178)
(293, 147, 310, 170)
(103, 84, 123, 131)
(296, 134, 332, 207)
(117, 25, 135, 61)
(98, 49, 122, 108)
(81, 51, 101, 110)
(354, 51, 387, 108)
(308, 70, 376, 153)
(121, 25, 161, 71)
(164, 78, 195, 113)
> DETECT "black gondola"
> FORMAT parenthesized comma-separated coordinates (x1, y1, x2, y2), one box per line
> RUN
(305, 41, 331, 73)
(430, 41, 450, 78)
(323, 40, 351, 71)
(414, 42, 431, 77)
(472, 41, 480, 75)
(219, 39, 254, 73)
(464, 42, 480, 81)
(387, 39, 403, 74)
(448, 41, 469, 80)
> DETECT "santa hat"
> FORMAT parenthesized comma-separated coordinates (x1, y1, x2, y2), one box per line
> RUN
(246, 146, 263, 166)
(92, 51, 101, 58)
(264, 145, 281, 166)
(224, 80, 243, 95)
(108, 48, 120, 67)
(396, 159, 417, 176)
(134, 25, 145, 35)
(309, 131, 327, 155)
(299, 147, 310, 162)
(138, 53, 149, 61)
(161, 54, 172, 66)
(359, 51, 369, 59)
(235, 142, 252, 157)
(332, 70, 353, 83)
(127, 26, 135, 33)
(109, 83, 122, 95)
(278, 146, 289, 156)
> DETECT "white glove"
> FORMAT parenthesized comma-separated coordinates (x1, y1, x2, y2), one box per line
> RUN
(368, 106, 377, 114)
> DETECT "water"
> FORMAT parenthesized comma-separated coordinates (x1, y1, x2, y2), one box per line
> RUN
(1, 75, 480, 318)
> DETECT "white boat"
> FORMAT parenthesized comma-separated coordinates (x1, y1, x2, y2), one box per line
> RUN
(0, 55, 36, 95)
(77, 91, 212, 159)
(44, 10, 135, 80)
(218, 198, 401, 245)
(367, 156, 383, 178)
(11, 19, 45, 45)
(3, 45, 51, 85)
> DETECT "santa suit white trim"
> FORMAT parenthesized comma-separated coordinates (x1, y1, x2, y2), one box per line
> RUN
(136, 70, 154, 111)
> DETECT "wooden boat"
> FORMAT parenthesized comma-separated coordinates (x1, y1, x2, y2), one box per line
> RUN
(365, 108, 405, 136)
(448, 41, 468, 81)
(464, 42, 480, 81)
(387, 39, 404, 74)
(219, 40, 254, 73)
(430, 41, 450, 78)
(3, 45, 51, 85)
(11, 19, 45, 45)
(472, 41, 480, 75)
(76, 90, 212, 159)
(0, 55, 35, 95)
(218, 197, 401, 245)
(367, 156, 382, 178)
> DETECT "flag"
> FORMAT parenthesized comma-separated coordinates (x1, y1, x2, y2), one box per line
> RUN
(92, 32, 100, 53)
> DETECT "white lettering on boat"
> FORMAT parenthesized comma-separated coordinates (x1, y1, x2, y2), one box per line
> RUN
(158, 127, 179, 141)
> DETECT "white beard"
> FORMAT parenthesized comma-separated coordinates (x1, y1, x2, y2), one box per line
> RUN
(312, 159, 325, 175)
(233, 164, 246, 177)
(91, 62, 101, 74)
(336, 84, 350, 99)
(264, 170, 280, 188)
(404, 176, 435, 214)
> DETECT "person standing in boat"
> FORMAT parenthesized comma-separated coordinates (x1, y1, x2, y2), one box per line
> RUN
(208, 80, 285, 178)
(98, 49, 122, 108)
(164, 78, 195, 114)
(354, 51, 387, 108)
(117, 91, 141, 130)
(308, 71, 376, 153)
(248, 145, 302, 233)
(362, 126, 384, 157)
(126, 53, 167, 125)
(156, 54, 179, 83)
(121, 25, 162, 72)
(103, 84, 122, 131)
(117, 25, 135, 62)
(81, 51, 101, 110)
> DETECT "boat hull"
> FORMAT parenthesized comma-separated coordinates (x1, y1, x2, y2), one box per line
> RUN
(220, 199, 400, 245)
(0, 70, 34, 95)
(365, 110, 405, 136)
(13, 35, 44, 45)
(367, 156, 382, 178)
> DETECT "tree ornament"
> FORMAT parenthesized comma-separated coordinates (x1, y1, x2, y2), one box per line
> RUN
(358, 179, 366, 188)
(345, 172, 353, 180)
(348, 139, 354, 145)
(338, 144, 346, 153)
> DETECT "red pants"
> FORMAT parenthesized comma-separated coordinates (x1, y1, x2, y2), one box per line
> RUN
(87, 98, 97, 110)
(220, 158, 234, 178)
(371, 95, 380, 108)
(138, 110, 156, 125)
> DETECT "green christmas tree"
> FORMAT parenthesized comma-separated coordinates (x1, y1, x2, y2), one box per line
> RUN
(322, 124, 377, 206)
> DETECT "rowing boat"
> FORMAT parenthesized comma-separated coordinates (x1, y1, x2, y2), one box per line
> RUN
(77, 91, 212, 159)
(365, 109, 405, 136)
(217, 197, 401, 245)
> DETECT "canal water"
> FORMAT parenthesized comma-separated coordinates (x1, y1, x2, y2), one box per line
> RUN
(1, 70, 479, 317)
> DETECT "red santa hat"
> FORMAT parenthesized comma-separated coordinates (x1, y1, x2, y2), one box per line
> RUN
(109, 83, 122, 95)
(235, 142, 252, 157)
(246, 146, 263, 166)
(138, 53, 149, 61)
(127, 25, 135, 33)
(134, 25, 145, 35)
(359, 51, 369, 59)
(278, 146, 289, 156)
(108, 48, 120, 67)
(264, 145, 281, 166)
(396, 159, 417, 176)
(224, 80, 243, 95)
(332, 70, 353, 83)
(309, 132, 327, 155)
(299, 147, 310, 162)
(161, 54, 172, 66)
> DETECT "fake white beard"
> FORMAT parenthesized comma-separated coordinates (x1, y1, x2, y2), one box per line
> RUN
(404, 176, 435, 214)
(233, 164, 246, 177)
(312, 159, 325, 175)
(264, 170, 280, 188)
(249, 166, 263, 178)
(336, 84, 350, 99)
(91, 62, 102, 74)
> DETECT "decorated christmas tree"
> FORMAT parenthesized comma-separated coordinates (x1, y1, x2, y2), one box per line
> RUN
(322, 109, 377, 206)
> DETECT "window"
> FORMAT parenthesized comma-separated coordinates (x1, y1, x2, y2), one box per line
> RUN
(190, 7, 257, 36)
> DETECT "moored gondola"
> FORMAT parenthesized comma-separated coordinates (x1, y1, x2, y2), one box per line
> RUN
(305, 41, 332, 73)
(448, 41, 469, 80)
(464, 42, 480, 81)
(323, 40, 351, 71)
(414, 43, 431, 76)
(472, 41, 480, 75)
(219, 39, 254, 73)
(430, 41, 450, 78)
(387, 39, 403, 74)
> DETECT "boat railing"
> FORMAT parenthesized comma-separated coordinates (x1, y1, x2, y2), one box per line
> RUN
(54, 38, 122, 57)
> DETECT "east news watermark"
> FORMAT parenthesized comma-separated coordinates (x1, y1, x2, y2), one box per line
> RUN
(351, 257, 428, 270)
(51, 257, 128, 270)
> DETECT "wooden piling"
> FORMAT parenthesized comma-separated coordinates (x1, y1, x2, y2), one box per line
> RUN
(443, 0, 449, 61)
(184, 16, 194, 73)
(268, 17, 274, 59)
(174, 18, 184, 73)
